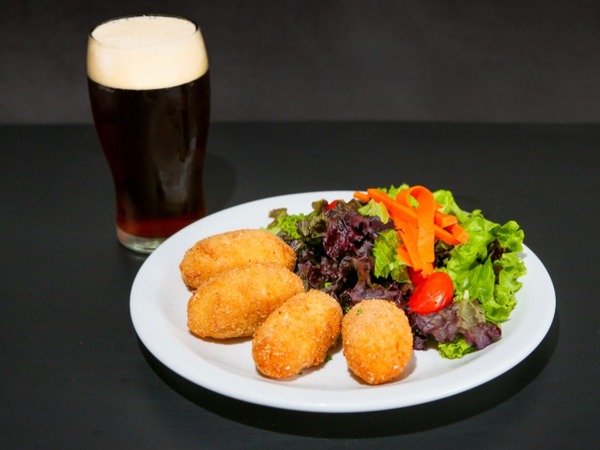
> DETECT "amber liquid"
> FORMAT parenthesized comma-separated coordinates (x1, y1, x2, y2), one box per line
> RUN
(88, 72, 210, 239)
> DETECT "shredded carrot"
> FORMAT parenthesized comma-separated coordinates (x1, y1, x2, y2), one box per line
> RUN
(447, 223, 469, 244)
(435, 226, 462, 246)
(434, 211, 458, 228)
(363, 188, 456, 245)
(396, 244, 412, 266)
(395, 217, 423, 272)
(407, 185, 436, 266)
(394, 188, 413, 208)
(354, 185, 469, 277)
(353, 191, 370, 202)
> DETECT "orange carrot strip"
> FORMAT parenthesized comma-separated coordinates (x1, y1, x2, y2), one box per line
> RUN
(353, 191, 370, 202)
(396, 245, 412, 266)
(395, 217, 423, 272)
(436, 226, 462, 245)
(406, 186, 436, 265)
(448, 223, 469, 244)
(420, 260, 434, 277)
(434, 211, 458, 228)
(435, 226, 462, 246)
(395, 188, 412, 207)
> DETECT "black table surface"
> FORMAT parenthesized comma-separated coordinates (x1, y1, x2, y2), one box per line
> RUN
(1, 122, 598, 449)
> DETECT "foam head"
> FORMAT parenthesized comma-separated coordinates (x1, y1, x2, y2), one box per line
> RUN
(87, 15, 208, 90)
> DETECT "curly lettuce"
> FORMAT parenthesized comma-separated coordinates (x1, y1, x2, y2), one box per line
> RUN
(372, 229, 410, 283)
(444, 210, 526, 324)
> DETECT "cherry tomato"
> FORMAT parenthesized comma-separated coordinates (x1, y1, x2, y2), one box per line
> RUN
(408, 271, 454, 315)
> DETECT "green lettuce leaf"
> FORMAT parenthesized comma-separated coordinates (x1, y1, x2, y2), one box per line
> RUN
(495, 220, 525, 253)
(266, 208, 305, 239)
(382, 184, 410, 199)
(438, 336, 475, 359)
(433, 189, 470, 223)
(266, 200, 330, 243)
(359, 200, 390, 224)
(443, 209, 526, 324)
(372, 229, 410, 283)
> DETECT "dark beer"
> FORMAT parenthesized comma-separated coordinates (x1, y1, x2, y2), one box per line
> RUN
(88, 73, 210, 239)
(87, 15, 210, 252)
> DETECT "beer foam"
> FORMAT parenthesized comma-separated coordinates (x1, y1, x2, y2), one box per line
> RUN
(87, 15, 208, 90)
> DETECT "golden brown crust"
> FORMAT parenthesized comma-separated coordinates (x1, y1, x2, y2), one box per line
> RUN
(342, 299, 413, 385)
(186, 263, 305, 339)
(252, 289, 343, 379)
(179, 229, 297, 290)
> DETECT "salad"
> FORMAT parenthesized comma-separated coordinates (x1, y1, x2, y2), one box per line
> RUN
(266, 184, 526, 359)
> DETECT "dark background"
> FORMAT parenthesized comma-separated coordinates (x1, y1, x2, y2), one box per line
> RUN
(3, 0, 600, 124)
(2, 2, 600, 448)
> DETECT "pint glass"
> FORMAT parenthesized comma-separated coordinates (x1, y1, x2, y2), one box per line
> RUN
(87, 15, 210, 253)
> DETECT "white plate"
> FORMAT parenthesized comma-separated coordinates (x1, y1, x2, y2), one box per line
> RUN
(130, 191, 556, 413)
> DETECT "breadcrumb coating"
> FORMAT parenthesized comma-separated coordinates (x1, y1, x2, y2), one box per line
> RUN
(187, 263, 305, 339)
(252, 289, 343, 379)
(342, 299, 413, 385)
(180, 229, 297, 289)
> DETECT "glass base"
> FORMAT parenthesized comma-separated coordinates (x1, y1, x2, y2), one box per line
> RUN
(117, 228, 167, 254)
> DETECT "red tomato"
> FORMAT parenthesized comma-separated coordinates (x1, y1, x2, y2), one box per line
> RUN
(408, 271, 454, 315)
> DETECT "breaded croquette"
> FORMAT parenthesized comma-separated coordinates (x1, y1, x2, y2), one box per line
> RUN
(252, 289, 343, 379)
(180, 228, 296, 290)
(342, 299, 413, 385)
(187, 263, 305, 339)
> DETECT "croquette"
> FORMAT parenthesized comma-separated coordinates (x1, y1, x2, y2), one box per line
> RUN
(252, 289, 343, 379)
(342, 299, 413, 385)
(180, 228, 297, 290)
(187, 263, 305, 339)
